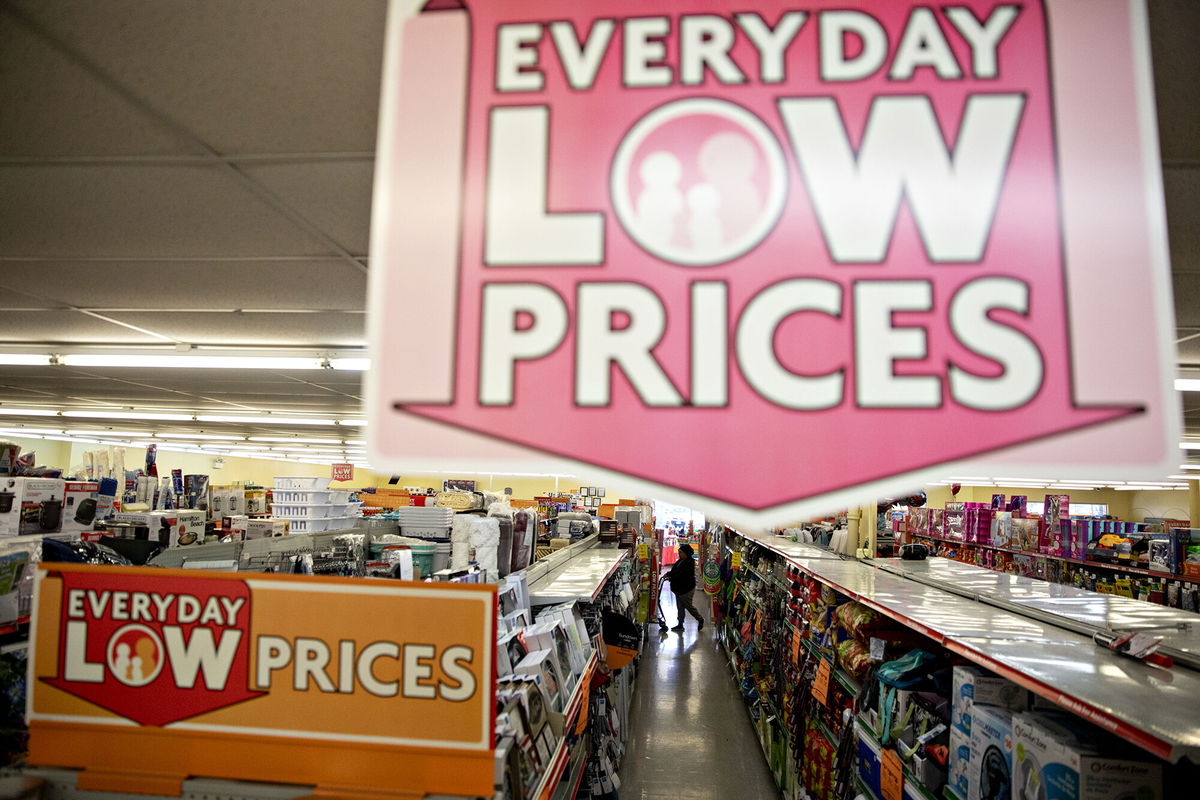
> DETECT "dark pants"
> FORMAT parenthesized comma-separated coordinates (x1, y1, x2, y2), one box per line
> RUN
(673, 589, 703, 626)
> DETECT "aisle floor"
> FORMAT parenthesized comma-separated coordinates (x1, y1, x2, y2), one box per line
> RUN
(619, 590, 780, 799)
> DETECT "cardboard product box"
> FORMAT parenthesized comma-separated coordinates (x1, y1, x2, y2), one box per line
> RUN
(171, 509, 207, 547)
(59, 481, 100, 535)
(0, 477, 67, 536)
(948, 724, 971, 800)
(244, 518, 290, 540)
(952, 665, 1029, 737)
(1012, 712, 1162, 800)
(112, 511, 178, 545)
(208, 485, 246, 519)
(967, 705, 1012, 800)
(513, 648, 564, 714)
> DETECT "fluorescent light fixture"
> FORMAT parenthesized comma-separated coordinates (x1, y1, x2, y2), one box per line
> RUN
(329, 358, 370, 371)
(270, 446, 344, 453)
(945, 477, 990, 482)
(1175, 379, 1200, 391)
(65, 429, 147, 439)
(0, 354, 53, 366)
(0, 427, 63, 435)
(345, 439, 364, 445)
(61, 354, 326, 370)
(0, 409, 59, 417)
(248, 437, 342, 444)
(1180, 443, 1200, 450)
(1168, 475, 1196, 480)
(155, 433, 245, 441)
(1179, 464, 1200, 470)
(196, 415, 336, 426)
(337, 419, 366, 427)
(62, 410, 194, 421)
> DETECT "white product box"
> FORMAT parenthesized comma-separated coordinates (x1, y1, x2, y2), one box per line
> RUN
(171, 509, 207, 547)
(1012, 713, 1162, 800)
(953, 664, 1028, 737)
(59, 481, 100, 534)
(949, 724, 970, 800)
(0, 478, 67, 536)
(244, 518, 290, 540)
(208, 485, 246, 518)
(967, 705, 1012, 800)
(112, 511, 178, 545)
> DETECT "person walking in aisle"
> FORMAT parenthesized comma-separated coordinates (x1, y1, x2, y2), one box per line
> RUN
(665, 543, 704, 632)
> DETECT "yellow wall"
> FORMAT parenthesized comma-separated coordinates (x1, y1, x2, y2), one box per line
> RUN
(1127, 489, 1191, 522)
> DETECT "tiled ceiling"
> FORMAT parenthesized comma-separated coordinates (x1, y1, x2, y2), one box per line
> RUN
(0, 0, 1198, 464)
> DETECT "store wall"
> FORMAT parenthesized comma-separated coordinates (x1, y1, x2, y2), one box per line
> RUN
(0, 435, 72, 471)
(1127, 489, 1191, 522)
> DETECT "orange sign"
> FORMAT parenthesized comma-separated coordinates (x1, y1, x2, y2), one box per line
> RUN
(28, 564, 497, 797)
(791, 630, 802, 665)
(811, 658, 832, 706)
(881, 748, 904, 800)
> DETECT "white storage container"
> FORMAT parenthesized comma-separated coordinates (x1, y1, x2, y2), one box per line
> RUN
(273, 490, 334, 504)
(277, 516, 359, 533)
(271, 503, 336, 519)
(274, 477, 332, 490)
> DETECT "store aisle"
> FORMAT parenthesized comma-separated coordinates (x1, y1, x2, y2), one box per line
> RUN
(619, 591, 779, 799)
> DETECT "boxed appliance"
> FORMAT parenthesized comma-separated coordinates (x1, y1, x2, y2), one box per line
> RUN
(208, 485, 246, 518)
(952, 665, 1029, 737)
(171, 509, 207, 547)
(1012, 712, 1162, 800)
(112, 511, 178, 545)
(967, 705, 1012, 800)
(0, 477, 67, 536)
(949, 724, 971, 800)
(59, 481, 100, 534)
(244, 518, 290, 540)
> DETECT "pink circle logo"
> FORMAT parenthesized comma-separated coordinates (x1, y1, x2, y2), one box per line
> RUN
(611, 98, 787, 266)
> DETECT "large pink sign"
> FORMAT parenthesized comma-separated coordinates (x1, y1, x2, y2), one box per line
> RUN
(368, 0, 1177, 523)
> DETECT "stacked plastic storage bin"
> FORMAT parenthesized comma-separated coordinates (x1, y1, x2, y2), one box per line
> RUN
(272, 477, 362, 533)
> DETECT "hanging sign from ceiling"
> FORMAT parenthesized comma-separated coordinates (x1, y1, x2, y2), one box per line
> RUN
(27, 564, 496, 796)
(368, 0, 1176, 525)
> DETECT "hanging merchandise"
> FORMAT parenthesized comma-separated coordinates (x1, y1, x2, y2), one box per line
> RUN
(144, 443, 157, 477)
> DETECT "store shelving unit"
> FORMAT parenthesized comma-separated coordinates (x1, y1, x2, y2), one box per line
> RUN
(912, 530, 1200, 585)
(529, 652, 598, 800)
(730, 527, 1200, 763)
(527, 543, 629, 605)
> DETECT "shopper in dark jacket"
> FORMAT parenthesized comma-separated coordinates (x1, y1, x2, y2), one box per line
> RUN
(665, 544, 704, 632)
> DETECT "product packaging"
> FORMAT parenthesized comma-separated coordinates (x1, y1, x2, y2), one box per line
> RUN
(0, 477, 67, 536)
(171, 509, 207, 547)
(1012, 712, 1162, 800)
(243, 518, 290, 540)
(948, 724, 970, 800)
(209, 485, 247, 519)
(513, 648, 565, 714)
(967, 705, 1012, 800)
(952, 665, 1029, 737)
(112, 511, 178, 545)
(57, 481, 100, 535)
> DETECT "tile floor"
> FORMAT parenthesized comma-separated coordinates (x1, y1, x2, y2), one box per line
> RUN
(618, 590, 780, 799)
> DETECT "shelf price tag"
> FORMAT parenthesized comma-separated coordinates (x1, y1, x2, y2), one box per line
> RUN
(811, 658, 832, 706)
(637, 543, 648, 560)
(791, 630, 802, 665)
(731, 552, 742, 571)
(881, 749, 904, 800)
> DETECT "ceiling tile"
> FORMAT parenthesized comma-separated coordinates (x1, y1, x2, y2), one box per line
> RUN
(0, 310, 165, 344)
(0, 8, 197, 156)
(99, 311, 366, 347)
(0, 260, 366, 310)
(1148, 0, 1200, 162)
(7, 0, 387, 154)
(0, 165, 332, 258)
(240, 161, 374, 255)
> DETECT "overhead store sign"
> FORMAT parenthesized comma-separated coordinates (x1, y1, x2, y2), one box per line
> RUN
(28, 564, 496, 796)
(369, 0, 1176, 524)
